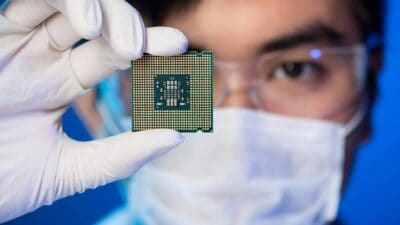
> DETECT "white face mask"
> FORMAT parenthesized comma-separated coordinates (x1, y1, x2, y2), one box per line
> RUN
(123, 106, 364, 225)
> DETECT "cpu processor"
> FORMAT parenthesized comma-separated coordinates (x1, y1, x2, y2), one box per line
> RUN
(131, 51, 213, 132)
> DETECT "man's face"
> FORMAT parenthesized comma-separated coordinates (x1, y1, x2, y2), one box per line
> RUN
(157, 0, 373, 185)
(163, 0, 364, 124)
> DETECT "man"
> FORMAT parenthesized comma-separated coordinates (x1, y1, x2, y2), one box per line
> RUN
(83, 0, 383, 224)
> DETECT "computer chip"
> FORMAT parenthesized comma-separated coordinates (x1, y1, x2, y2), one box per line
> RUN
(131, 51, 213, 133)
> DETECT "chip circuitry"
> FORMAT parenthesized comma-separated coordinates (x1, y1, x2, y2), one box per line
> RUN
(154, 74, 190, 110)
(131, 51, 213, 132)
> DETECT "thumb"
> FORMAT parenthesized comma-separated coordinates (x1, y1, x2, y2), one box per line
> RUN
(55, 129, 184, 198)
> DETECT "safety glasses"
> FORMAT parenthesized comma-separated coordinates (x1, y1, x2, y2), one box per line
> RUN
(214, 44, 368, 119)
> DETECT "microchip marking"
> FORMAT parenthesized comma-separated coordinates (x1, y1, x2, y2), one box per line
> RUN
(154, 74, 190, 110)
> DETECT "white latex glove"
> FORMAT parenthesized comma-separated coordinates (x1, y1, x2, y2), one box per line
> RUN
(0, 0, 188, 222)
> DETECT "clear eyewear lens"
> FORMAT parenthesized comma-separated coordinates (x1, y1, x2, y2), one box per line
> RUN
(214, 44, 368, 118)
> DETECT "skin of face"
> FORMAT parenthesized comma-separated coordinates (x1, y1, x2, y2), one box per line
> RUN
(160, 0, 376, 187)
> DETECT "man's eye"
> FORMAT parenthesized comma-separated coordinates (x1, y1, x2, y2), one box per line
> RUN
(270, 62, 321, 81)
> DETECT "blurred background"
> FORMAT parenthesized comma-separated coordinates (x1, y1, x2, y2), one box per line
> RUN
(3, 0, 400, 225)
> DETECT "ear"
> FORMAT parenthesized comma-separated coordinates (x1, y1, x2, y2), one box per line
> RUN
(369, 47, 383, 77)
(360, 46, 383, 142)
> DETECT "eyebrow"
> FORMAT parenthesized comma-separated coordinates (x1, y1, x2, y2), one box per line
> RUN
(258, 22, 346, 54)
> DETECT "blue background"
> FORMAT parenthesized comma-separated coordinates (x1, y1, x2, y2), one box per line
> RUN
(3, 1, 400, 225)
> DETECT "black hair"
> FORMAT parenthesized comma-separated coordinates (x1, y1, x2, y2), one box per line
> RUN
(350, 0, 384, 40)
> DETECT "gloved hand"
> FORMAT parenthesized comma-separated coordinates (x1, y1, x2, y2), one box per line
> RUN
(0, 0, 188, 222)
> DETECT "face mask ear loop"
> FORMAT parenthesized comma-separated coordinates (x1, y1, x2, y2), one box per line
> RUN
(343, 96, 369, 136)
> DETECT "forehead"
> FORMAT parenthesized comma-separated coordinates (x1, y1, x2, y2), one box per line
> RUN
(164, 0, 360, 60)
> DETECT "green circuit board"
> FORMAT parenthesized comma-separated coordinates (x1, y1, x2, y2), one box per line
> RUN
(131, 51, 213, 132)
